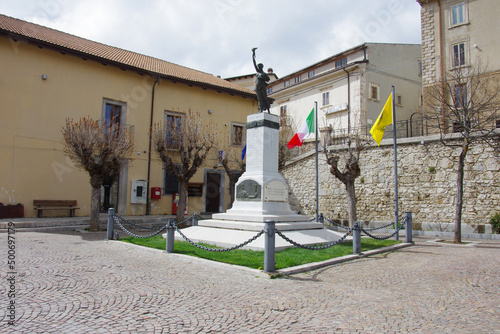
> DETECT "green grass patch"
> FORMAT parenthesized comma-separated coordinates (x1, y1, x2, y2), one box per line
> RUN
(119, 235, 399, 270)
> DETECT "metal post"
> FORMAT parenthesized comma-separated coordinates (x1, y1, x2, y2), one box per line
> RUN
(318, 213, 324, 225)
(192, 213, 198, 226)
(392, 86, 399, 241)
(107, 208, 115, 240)
(264, 220, 276, 273)
(353, 221, 361, 255)
(405, 211, 413, 243)
(165, 219, 175, 253)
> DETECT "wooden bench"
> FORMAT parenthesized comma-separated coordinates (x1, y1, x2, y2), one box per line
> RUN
(33, 200, 79, 218)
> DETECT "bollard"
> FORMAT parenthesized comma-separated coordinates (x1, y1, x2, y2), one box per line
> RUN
(192, 213, 198, 226)
(352, 221, 361, 255)
(165, 219, 175, 253)
(318, 213, 324, 225)
(405, 211, 413, 243)
(264, 220, 276, 273)
(107, 208, 115, 240)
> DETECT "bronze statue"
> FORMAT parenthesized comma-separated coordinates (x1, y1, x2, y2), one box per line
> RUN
(252, 48, 271, 113)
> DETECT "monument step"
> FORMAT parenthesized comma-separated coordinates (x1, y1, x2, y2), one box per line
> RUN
(199, 219, 323, 231)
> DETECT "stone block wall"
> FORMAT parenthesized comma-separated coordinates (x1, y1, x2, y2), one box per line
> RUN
(282, 135, 500, 225)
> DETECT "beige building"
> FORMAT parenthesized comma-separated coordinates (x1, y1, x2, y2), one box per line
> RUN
(0, 14, 258, 218)
(418, 0, 500, 86)
(418, 0, 500, 130)
(267, 43, 422, 143)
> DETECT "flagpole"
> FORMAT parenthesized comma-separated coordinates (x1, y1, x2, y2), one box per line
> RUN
(315, 101, 319, 222)
(391, 86, 399, 241)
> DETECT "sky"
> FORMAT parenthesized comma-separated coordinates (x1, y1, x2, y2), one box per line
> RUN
(0, 0, 422, 78)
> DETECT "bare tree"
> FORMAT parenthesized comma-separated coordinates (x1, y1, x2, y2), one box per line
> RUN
(324, 130, 369, 227)
(152, 109, 218, 223)
(425, 59, 500, 243)
(62, 116, 134, 231)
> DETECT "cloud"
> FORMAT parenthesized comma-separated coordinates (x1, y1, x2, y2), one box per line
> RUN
(0, 0, 422, 78)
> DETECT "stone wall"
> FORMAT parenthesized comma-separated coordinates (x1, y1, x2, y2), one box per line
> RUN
(282, 135, 500, 225)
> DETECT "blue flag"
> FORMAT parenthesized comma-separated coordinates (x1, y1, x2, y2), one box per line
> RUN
(241, 144, 246, 160)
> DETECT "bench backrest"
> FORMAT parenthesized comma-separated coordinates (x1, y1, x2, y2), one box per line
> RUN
(33, 200, 77, 207)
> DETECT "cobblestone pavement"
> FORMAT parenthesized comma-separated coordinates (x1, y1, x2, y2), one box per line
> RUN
(1, 231, 499, 333)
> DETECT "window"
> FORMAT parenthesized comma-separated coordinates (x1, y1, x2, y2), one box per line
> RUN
(164, 111, 183, 149)
(308, 70, 314, 78)
(454, 83, 467, 108)
(102, 98, 126, 130)
(231, 123, 245, 146)
(396, 94, 403, 107)
(452, 42, 466, 67)
(163, 167, 179, 195)
(284, 80, 290, 87)
(335, 58, 347, 68)
(280, 105, 287, 126)
(451, 2, 465, 26)
(322, 92, 330, 106)
(369, 82, 380, 101)
(295, 76, 301, 84)
(267, 86, 273, 94)
(105, 103, 121, 127)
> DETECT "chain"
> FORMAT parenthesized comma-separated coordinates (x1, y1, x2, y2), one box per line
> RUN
(174, 225, 265, 252)
(362, 221, 399, 231)
(360, 219, 407, 240)
(113, 215, 168, 238)
(275, 227, 353, 250)
(113, 213, 158, 230)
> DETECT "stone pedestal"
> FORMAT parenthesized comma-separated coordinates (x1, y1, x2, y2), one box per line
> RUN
(174, 113, 348, 250)
(213, 113, 309, 222)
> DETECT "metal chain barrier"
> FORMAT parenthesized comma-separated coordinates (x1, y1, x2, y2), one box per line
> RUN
(113, 213, 158, 230)
(360, 217, 408, 240)
(174, 225, 265, 252)
(362, 220, 399, 231)
(275, 227, 353, 250)
(113, 215, 168, 239)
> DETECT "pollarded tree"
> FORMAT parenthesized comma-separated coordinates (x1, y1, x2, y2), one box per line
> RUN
(425, 59, 500, 243)
(323, 130, 370, 227)
(153, 109, 219, 223)
(62, 116, 134, 231)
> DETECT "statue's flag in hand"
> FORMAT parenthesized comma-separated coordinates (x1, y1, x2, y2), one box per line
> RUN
(370, 93, 393, 146)
(287, 108, 315, 149)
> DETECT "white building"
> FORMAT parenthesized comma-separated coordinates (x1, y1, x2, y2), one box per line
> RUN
(268, 43, 422, 142)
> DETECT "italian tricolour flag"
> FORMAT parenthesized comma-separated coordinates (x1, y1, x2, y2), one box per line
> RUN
(287, 108, 315, 149)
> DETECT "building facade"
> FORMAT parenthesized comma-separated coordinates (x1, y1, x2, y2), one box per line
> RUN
(418, 0, 500, 122)
(267, 43, 422, 144)
(0, 14, 258, 218)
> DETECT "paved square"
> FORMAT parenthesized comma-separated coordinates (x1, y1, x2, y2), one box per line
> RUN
(1, 231, 499, 333)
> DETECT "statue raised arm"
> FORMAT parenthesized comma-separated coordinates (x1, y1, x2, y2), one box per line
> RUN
(252, 48, 271, 113)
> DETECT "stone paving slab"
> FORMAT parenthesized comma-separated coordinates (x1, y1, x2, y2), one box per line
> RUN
(1, 231, 499, 333)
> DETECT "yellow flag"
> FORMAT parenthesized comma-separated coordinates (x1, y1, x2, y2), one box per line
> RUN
(370, 93, 393, 146)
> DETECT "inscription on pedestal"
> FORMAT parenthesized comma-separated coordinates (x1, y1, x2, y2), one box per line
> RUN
(264, 181, 288, 202)
(236, 180, 261, 201)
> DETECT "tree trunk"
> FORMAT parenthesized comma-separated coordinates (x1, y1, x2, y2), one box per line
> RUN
(176, 179, 188, 224)
(345, 179, 357, 227)
(454, 146, 467, 243)
(90, 186, 101, 231)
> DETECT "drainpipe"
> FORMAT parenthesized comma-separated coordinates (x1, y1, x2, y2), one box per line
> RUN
(437, 0, 446, 132)
(343, 68, 351, 141)
(146, 77, 160, 215)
